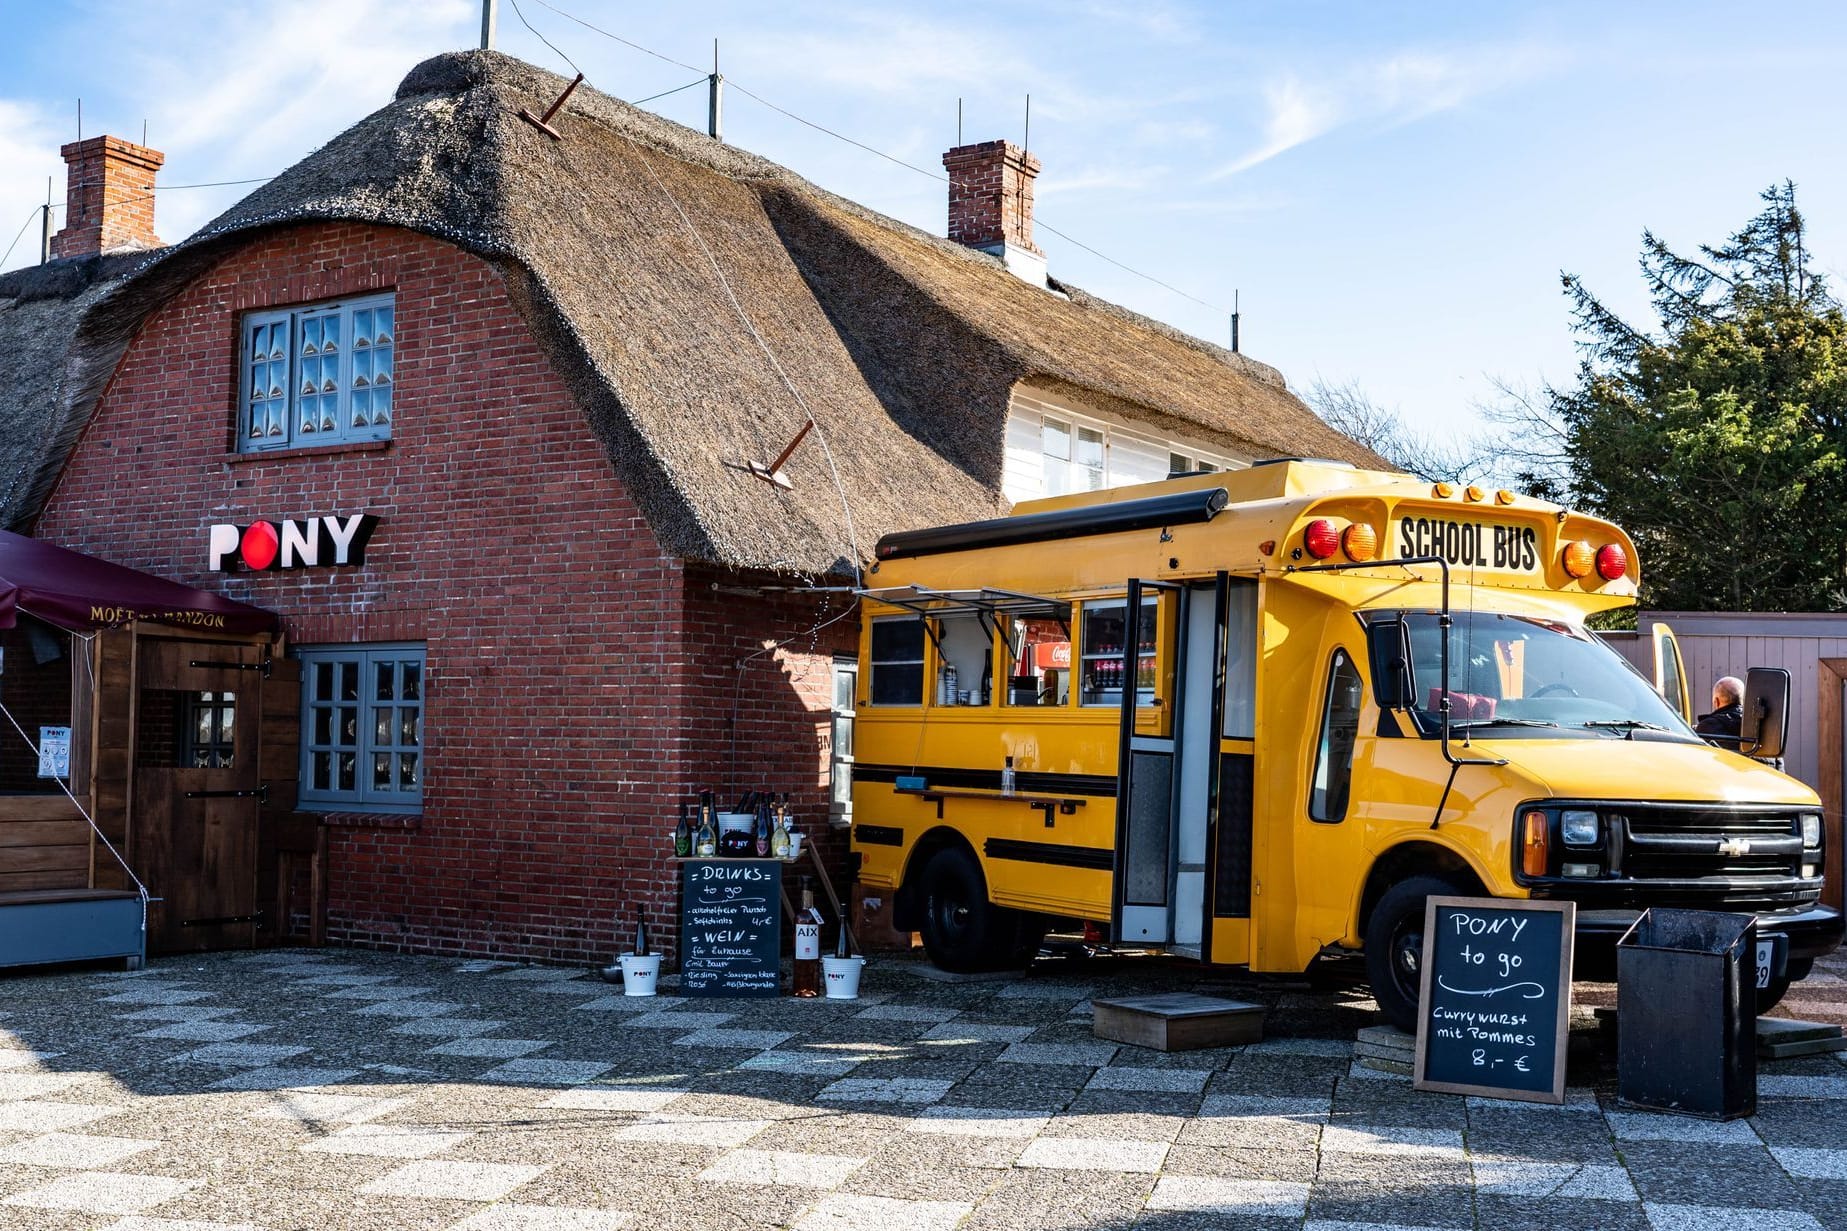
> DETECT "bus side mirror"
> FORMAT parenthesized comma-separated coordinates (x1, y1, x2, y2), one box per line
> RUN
(1366, 619, 1415, 711)
(1743, 666, 1790, 760)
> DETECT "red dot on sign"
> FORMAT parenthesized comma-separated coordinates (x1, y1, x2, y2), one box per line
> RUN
(240, 522, 280, 570)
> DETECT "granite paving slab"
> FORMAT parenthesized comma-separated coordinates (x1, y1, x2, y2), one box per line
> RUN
(0, 945, 1842, 1228)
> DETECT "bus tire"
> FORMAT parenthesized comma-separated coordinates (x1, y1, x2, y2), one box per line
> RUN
(917, 846, 1018, 973)
(1364, 874, 1466, 1033)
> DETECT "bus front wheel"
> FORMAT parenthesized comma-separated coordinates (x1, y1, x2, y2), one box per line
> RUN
(1364, 875, 1466, 1033)
(917, 847, 1022, 973)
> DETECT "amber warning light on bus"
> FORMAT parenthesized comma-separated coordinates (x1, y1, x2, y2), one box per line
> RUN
(1522, 810, 1550, 877)
(1561, 540, 1629, 582)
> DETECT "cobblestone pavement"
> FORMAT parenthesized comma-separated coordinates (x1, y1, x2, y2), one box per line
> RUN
(0, 944, 1842, 1230)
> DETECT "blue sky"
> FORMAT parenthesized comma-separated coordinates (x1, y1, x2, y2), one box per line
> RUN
(4, 0, 1846, 442)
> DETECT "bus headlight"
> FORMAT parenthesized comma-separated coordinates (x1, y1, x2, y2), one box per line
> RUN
(1802, 814, 1822, 849)
(1560, 809, 1600, 846)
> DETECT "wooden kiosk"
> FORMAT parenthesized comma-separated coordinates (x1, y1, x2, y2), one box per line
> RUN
(0, 533, 321, 968)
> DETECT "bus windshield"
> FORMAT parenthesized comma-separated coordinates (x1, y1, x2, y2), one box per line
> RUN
(1384, 610, 1697, 741)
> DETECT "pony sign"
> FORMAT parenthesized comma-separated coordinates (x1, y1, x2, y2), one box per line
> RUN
(208, 514, 377, 572)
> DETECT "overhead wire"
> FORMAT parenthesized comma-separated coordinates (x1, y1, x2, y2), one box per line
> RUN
(630, 140, 866, 583)
(528, 0, 704, 74)
(506, 0, 584, 77)
(526, 1, 1234, 318)
(0, 207, 39, 269)
(507, 0, 867, 583)
(630, 77, 708, 107)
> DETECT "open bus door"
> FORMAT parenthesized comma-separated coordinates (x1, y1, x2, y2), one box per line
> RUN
(1112, 575, 1229, 957)
(1651, 623, 1692, 725)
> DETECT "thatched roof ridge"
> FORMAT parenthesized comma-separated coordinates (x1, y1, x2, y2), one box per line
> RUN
(17, 50, 1378, 573)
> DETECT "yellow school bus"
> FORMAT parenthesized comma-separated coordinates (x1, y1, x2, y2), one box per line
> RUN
(849, 459, 1840, 1029)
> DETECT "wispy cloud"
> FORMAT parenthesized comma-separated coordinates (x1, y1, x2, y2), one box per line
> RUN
(1036, 162, 1172, 198)
(0, 100, 61, 271)
(114, 0, 472, 240)
(1208, 43, 1567, 180)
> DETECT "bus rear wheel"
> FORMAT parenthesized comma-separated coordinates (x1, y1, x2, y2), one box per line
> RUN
(917, 846, 1023, 973)
(1365, 874, 1467, 1034)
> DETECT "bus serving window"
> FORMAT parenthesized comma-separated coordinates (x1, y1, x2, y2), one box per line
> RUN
(1006, 616, 1071, 707)
(1310, 650, 1362, 824)
(1080, 598, 1158, 707)
(934, 615, 993, 706)
(868, 617, 926, 706)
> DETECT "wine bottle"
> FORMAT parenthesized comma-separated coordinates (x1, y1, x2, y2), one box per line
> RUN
(834, 916, 851, 959)
(673, 803, 691, 858)
(695, 790, 717, 857)
(632, 903, 650, 957)
(792, 883, 822, 997)
(1001, 755, 1016, 797)
(754, 801, 771, 857)
(770, 804, 790, 858)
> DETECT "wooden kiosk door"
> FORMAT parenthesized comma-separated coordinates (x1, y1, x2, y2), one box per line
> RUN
(133, 638, 264, 951)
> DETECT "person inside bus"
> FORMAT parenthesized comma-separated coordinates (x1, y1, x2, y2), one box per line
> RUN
(1696, 676, 1744, 743)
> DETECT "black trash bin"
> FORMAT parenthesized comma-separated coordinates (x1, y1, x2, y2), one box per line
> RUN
(1616, 908, 1756, 1119)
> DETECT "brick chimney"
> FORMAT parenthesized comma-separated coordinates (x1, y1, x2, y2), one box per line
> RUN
(943, 139, 1047, 288)
(50, 135, 166, 260)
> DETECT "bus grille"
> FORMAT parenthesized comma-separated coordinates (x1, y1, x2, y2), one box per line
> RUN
(1615, 804, 1816, 907)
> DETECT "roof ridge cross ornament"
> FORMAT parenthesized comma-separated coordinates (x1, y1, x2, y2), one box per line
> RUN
(519, 73, 584, 140)
(747, 418, 815, 490)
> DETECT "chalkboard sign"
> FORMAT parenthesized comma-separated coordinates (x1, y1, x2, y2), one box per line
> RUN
(679, 859, 783, 998)
(1413, 896, 1575, 1104)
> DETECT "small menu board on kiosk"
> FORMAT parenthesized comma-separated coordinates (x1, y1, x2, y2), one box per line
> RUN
(1413, 896, 1575, 1104)
(679, 859, 783, 997)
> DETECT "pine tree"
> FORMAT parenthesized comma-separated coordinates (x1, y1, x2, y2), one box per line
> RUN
(1551, 183, 1847, 611)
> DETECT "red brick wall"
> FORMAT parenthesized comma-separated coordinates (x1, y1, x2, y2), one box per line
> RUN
(36, 221, 754, 962)
(679, 565, 860, 930)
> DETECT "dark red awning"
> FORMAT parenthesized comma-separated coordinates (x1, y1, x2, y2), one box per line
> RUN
(0, 532, 277, 636)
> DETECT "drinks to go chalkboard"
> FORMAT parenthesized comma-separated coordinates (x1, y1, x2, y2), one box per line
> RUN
(695, 791, 717, 857)
(793, 884, 822, 997)
(632, 904, 650, 957)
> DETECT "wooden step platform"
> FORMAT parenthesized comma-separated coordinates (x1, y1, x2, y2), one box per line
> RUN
(0, 889, 144, 972)
(1093, 992, 1265, 1051)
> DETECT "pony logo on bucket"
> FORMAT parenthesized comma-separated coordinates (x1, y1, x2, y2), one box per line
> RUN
(208, 514, 378, 572)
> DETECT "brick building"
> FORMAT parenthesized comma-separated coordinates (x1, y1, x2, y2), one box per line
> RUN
(0, 50, 1374, 963)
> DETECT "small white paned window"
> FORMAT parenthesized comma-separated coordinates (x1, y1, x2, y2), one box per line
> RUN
(1170, 451, 1219, 475)
(241, 293, 395, 452)
(1075, 426, 1106, 490)
(298, 643, 423, 813)
(1043, 416, 1073, 496)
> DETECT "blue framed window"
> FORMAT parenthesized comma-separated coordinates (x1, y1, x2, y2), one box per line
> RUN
(297, 643, 423, 813)
(241, 293, 395, 451)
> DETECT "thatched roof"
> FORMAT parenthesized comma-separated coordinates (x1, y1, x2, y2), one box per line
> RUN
(0, 253, 148, 529)
(9, 50, 1379, 575)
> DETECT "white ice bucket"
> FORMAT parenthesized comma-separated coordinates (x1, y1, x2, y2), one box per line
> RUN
(619, 952, 662, 996)
(822, 955, 865, 999)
